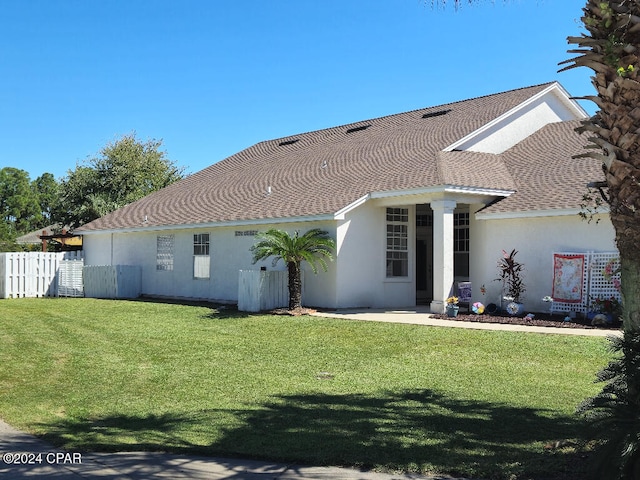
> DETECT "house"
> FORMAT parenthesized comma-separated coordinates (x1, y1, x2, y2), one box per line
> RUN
(76, 82, 616, 313)
(16, 224, 83, 252)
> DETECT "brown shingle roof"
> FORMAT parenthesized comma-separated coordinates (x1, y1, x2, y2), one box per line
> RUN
(77, 83, 559, 233)
(437, 151, 517, 191)
(479, 120, 601, 216)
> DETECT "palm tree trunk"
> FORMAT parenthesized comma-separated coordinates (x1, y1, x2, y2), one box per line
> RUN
(288, 261, 302, 310)
(618, 236, 640, 333)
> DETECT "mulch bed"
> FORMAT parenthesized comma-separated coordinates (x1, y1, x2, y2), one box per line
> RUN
(270, 307, 318, 316)
(270, 306, 622, 330)
(432, 311, 622, 330)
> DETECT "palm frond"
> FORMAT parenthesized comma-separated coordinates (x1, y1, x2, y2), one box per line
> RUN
(249, 228, 336, 310)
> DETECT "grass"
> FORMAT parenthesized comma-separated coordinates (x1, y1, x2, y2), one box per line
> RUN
(0, 297, 612, 479)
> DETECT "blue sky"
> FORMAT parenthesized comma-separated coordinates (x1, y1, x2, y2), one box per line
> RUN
(1, 0, 592, 180)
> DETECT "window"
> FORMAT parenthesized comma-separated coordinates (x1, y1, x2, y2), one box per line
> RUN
(386, 208, 409, 277)
(156, 235, 174, 271)
(454, 212, 470, 277)
(193, 233, 210, 255)
(193, 233, 210, 278)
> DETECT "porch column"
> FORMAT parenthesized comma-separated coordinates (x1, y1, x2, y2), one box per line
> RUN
(430, 199, 456, 314)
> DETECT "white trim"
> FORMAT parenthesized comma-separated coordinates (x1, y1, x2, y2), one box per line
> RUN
(475, 207, 610, 220)
(444, 82, 588, 153)
(370, 185, 513, 200)
(443, 185, 514, 197)
(334, 194, 370, 219)
(78, 214, 336, 235)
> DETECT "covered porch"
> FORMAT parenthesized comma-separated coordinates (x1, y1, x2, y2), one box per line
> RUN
(369, 188, 509, 314)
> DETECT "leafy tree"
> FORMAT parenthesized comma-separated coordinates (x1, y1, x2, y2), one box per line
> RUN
(250, 229, 336, 310)
(0, 221, 19, 252)
(32, 172, 59, 225)
(56, 133, 185, 228)
(0, 167, 42, 233)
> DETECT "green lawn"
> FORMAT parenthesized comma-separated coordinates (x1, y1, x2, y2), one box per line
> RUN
(0, 298, 611, 479)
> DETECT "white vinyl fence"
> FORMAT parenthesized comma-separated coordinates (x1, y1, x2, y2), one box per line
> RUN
(238, 270, 303, 312)
(0, 251, 83, 298)
(58, 260, 85, 297)
(83, 265, 141, 299)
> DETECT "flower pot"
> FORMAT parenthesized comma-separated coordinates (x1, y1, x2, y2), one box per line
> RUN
(486, 303, 500, 315)
(446, 305, 459, 317)
(505, 302, 524, 316)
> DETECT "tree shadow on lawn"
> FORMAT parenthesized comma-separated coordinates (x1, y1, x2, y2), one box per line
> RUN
(36, 389, 593, 480)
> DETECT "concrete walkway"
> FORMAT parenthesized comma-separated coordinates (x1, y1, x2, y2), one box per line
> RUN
(0, 420, 467, 480)
(312, 306, 621, 337)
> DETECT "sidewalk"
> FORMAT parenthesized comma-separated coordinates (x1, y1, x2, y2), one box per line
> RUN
(312, 307, 620, 337)
(0, 420, 467, 480)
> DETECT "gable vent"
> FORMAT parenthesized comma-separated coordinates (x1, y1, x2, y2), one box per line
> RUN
(278, 139, 299, 146)
(421, 109, 451, 119)
(345, 124, 371, 134)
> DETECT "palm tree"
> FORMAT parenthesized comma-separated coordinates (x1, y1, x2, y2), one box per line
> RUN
(560, 1, 640, 334)
(444, 0, 639, 335)
(250, 228, 336, 310)
(442, 2, 640, 476)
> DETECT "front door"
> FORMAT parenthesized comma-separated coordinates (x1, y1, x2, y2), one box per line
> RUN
(416, 206, 433, 304)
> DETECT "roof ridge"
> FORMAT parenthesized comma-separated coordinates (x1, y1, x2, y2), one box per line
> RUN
(259, 82, 558, 145)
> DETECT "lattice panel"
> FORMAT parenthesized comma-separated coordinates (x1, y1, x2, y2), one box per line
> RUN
(588, 253, 621, 307)
(551, 251, 621, 315)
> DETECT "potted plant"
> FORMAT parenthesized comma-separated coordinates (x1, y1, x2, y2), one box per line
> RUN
(588, 295, 622, 324)
(446, 296, 459, 317)
(495, 249, 526, 316)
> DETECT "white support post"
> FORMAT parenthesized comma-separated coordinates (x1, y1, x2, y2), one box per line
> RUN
(430, 199, 456, 314)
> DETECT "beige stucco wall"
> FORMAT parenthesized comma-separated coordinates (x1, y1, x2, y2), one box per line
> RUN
(470, 212, 616, 313)
(336, 201, 416, 309)
(83, 220, 338, 307)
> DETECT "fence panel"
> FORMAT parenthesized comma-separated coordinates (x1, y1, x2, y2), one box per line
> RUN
(83, 265, 141, 299)
(0, 252, 83, 298)
(238, 270, 295, 312)
(58, 260, 85, 297)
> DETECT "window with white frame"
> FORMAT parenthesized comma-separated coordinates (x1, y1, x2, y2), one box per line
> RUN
(156, 235, 174, 271)
(193, 233, 210, 278)
(454, 212, 470, 277)
(386, 208, 409, 277)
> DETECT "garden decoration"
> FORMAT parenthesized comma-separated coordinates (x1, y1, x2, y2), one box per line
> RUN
(446, 296, 459, 317)
(472, 302, 485, 314)
(588, 295, 622, 324)
(496, 249, 526, 316)
(542, 295, 554, 315)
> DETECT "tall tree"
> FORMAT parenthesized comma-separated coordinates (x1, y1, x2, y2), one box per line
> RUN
(32, 172, 59, 226)
(250, 229, 336, 310)
(0, 167, 42, 233)
(56, 133, 185, 228)
(561, 1, 640, 333)
(559, 2, 640, 478)
(439, 1, 640, 477)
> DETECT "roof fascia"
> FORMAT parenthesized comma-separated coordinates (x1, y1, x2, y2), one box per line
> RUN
(370, 185, 513, 200)
(333, 194, 370, 219)
(476, 207, 610, 220)
(444, 82, 588, 153)
(78, 214, 337, 235)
